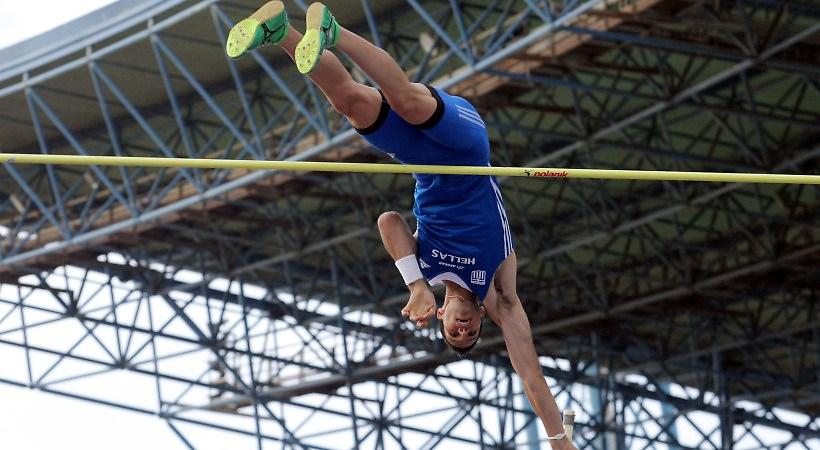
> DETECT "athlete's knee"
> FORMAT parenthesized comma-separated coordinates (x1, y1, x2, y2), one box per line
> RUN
(501, 291, 521, 306)
(328, 85, 363, 116)
(328, 83, 377, 120)
(500, 292, 520, 308)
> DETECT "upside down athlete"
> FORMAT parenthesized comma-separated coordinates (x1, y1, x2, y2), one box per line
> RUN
(227, 2, 576, 446)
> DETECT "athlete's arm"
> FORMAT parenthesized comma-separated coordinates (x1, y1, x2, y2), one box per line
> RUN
(484, 255, 577, 450)
(377, 211, 436, 327)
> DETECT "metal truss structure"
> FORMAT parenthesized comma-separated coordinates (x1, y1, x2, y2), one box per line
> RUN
(0, 0, 818, 448)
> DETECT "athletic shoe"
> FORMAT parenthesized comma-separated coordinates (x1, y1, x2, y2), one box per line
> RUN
(295, 2, 340, 74)
(226, 1, 289, 59)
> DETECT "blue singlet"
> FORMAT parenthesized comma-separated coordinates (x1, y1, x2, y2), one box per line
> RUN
(357, 86, 513, 301)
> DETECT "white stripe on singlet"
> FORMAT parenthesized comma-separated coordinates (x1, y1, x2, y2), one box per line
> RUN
(490, 177, 513, 256)
(458, 113, 486, 128)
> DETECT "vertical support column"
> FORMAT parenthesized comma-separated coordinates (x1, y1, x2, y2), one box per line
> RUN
(238, 282, 264, 450)
(612, 378, 626, 450)
(588, 362, 606, 450)
(475, 362, 486, 450)
(330, 250, 361, 447)
(714, 351, 735, 450)
(660, 383, 681, 449)
(587, 333, 625, 450)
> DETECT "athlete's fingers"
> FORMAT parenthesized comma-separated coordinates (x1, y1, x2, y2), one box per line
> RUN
(407, 303, 435, 323)
(412, 307, 434, 326)
(416, 307, 433, 321)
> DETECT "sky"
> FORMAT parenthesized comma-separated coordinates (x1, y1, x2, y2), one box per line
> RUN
(0, 7, 184, 450)
(0, 0, 118, 50)
(0, 383, 183, 450)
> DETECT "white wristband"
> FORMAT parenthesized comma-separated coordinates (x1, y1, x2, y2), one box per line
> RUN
(395, 254, 423, 285)
(547, 433, 566, 441)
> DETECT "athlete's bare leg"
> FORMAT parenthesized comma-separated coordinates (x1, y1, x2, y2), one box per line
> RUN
(280, 26, 382, 129)
(334, 28, 437, 125)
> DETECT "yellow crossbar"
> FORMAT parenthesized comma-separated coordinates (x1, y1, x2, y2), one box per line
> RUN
(1, 154, 818, 184)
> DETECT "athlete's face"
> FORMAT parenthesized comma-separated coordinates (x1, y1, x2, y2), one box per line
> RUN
(436, 286, 485, 348)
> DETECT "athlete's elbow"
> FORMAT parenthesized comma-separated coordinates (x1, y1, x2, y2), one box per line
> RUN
(493, 293, 526, 328)
(497, 290, 520, 310)
(377, 211, 403, 231)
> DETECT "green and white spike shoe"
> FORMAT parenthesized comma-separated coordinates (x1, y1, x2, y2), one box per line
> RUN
(226, 1, 289, 59)
(295, 2, 340, 74)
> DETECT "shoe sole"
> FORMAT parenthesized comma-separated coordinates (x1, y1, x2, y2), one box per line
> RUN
(296, 2, 327, 74)
(226, 1, 285, 59)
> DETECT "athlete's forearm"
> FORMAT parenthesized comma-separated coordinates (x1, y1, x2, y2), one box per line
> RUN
(377, 212, 416, 261)
(521, 374, 573, 449)
(377, 212, 429, 292)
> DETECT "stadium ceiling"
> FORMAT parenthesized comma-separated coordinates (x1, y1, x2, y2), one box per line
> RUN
(0, 0, 817, 448)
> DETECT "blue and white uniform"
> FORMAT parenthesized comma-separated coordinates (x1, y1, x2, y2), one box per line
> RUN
(357, 86, 513, 301)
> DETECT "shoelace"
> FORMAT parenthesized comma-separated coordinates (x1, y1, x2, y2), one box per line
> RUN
(261, 23, 285, 44)
(322, 19, 336, 45)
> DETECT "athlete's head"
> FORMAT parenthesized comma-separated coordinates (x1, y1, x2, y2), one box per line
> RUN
(437, 281, 485, 354)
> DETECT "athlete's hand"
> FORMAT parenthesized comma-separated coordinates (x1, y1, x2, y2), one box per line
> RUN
(401, 284, 436, 328)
